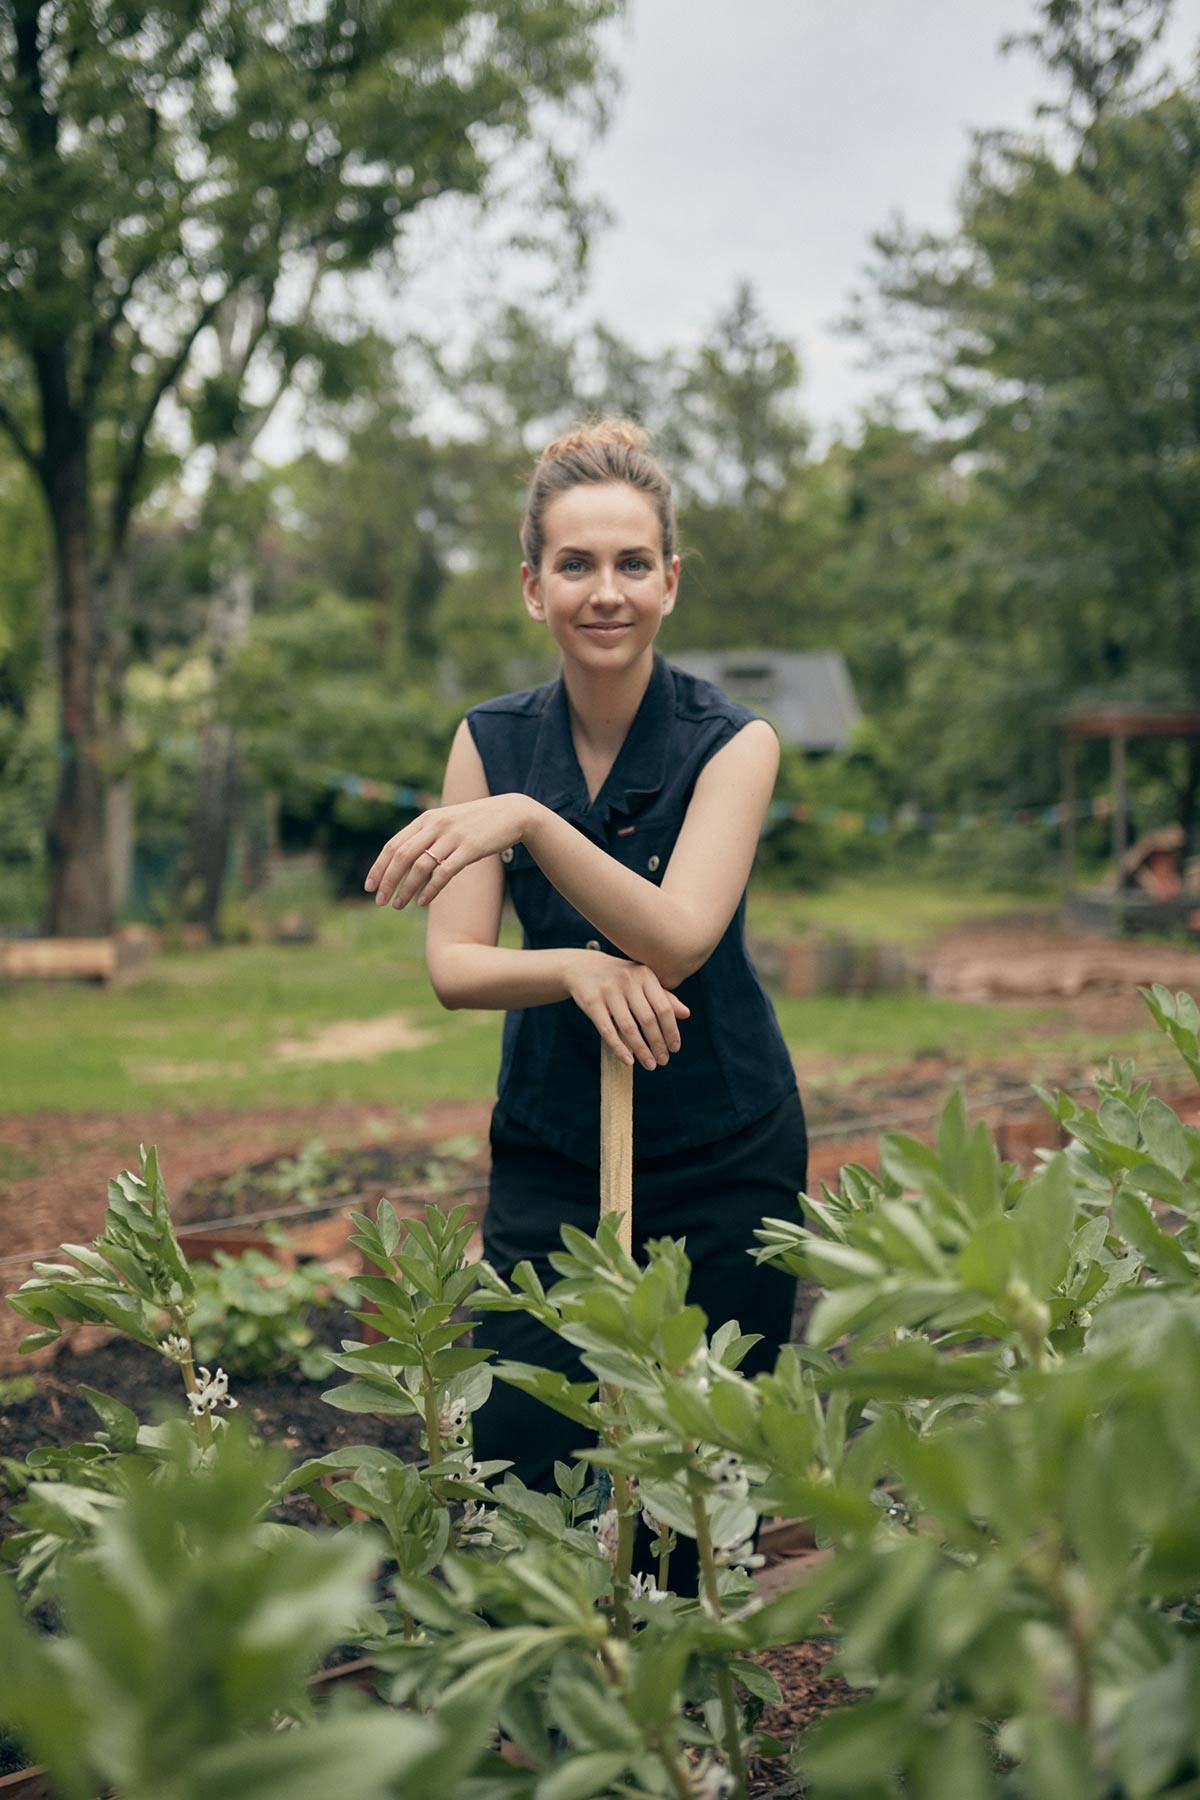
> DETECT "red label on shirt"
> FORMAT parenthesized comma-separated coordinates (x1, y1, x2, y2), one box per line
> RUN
(616, 825, 636, 836)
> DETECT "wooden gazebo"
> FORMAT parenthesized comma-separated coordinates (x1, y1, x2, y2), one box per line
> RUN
(1057, 704, 1200, 936)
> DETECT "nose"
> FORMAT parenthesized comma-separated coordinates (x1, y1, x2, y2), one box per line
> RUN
(593, 562, 622, 603)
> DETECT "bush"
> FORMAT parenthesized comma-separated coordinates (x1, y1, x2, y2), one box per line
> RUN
(189, 1246, 357, 1380)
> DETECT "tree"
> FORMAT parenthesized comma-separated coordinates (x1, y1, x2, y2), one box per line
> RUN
(842, 0, 1200, 848)
(0, 0, 621, 934)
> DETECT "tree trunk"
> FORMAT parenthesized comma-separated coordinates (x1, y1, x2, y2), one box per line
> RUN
(176, 720, 241, 936)
(43, 443, 112, 937)
(174, 564, 254, 936)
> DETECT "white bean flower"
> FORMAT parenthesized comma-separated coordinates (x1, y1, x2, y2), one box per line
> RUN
(707, 1452, 749, 1499)
(161, 1333, 191, 1364)
(689, 1758, 736, 1798)
(714, 1534, 763, 1572)
(438, 1396, 469, 1439)
(457, 1500, 495, 1546)
(589, 1505, 621, 1565)
(187, 1366, 238, 1417)
(630, 1570, 668, 1602)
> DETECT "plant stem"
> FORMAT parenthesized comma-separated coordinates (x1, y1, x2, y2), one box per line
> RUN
(613, 1473, 636, 1638)
(598, 1635, 692, 1800)
(687, 1468, 747, 1800)
(178, 1352, 213, 1448)
(419, 1360, 445, 1495)
(652, 1731, 699, 1800)
(599, 1381, 634, 1635)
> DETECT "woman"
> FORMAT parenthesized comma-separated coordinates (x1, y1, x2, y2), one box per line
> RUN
(363, 419, 807, 1581)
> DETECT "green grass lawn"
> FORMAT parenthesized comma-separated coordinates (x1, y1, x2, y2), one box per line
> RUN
(0, 882, 1168, 1115)
(744, 878, 1058, 946)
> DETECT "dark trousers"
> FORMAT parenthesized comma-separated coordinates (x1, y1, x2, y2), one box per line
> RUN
(471, 1086, 808, 1593)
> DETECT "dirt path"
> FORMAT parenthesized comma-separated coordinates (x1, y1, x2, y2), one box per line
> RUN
(917, 917, 1200, 1025)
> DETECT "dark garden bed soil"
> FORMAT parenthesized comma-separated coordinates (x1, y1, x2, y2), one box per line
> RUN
(0, 1310, 421, 1544)
(746, 1638, 861, 1797)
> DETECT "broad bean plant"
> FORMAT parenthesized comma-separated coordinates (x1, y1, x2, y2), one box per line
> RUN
(751, 982, 1200, 1796)
(2, 982, 1199, 1799)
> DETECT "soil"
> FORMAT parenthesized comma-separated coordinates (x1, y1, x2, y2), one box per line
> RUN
(916, 916, 1200, 1023)
(748, 1639, 861, 1796)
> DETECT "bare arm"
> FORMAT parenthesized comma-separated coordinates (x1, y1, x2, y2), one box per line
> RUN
(423, 719, 576, 1011)
(421, 720, 692, 1071)
(521, 718, 781, 988)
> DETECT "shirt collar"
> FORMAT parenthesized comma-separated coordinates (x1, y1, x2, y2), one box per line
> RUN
(525, 645, 674, 825)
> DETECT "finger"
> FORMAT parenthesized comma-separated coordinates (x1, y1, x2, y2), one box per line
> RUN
(415, 845, 464, 907)
(391, 843, 447, 909)
(375, 831, 439, 907)
(576, 993, 636, 1066)
(364, 833, 405, 894)
(365, 813, 441, 894)
(652, 994, 683, 1055)
(609, 996, 657, 1071)
(594, 1008, 637, 1066)
(634, 972, 684, 1053)
(627, 992, 670, 1064)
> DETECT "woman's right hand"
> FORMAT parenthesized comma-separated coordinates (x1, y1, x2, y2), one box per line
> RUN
(562, 948, 691, 1071)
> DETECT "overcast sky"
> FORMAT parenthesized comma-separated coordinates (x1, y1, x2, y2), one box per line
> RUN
(266, 0, 1200, 463)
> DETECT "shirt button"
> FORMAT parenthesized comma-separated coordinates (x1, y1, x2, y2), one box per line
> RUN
(586, 938, 600, 951)
(500, 847, 514, 864)
(647, 854, 660, 872)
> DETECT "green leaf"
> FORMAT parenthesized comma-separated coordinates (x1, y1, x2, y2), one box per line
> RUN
(1139, 1097, 1194, 1181)
(1020, 1714, 1093, 1799)
(188, 1712, 448, 1800)
(793, 1695, 915, 1788)
(956, 1216, 1015, 1299)
(1112, 1192, 1194, 1285)
(491, 1363, 599, 1428)
(729, 1657, 782, 1704)
(1098, 1097, 1140, 1148)
(533, 1751, 631, 1800)
(320, 1379, 420, 1417)
(905, 1713, 999, 1799)
(1112, 1652, 1196, 1797)
(79, 1387, 141, 1453)
(1012, 1155, 1075, 1292)
(657, 1306, 707, 1370)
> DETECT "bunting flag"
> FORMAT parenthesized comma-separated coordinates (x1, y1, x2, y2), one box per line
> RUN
(327, 768, 1141, 840)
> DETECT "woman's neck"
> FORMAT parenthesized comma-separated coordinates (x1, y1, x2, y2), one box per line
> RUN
(560, 646, 655, 757)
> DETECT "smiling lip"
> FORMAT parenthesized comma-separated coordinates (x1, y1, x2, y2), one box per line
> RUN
(581, 622, 632, 633)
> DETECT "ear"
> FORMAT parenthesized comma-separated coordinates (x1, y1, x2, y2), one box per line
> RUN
(521, 562, 545, 620)
(662, 552, 681, 614)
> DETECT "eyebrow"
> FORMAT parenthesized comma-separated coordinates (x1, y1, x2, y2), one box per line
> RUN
(555, 545, 656, 558)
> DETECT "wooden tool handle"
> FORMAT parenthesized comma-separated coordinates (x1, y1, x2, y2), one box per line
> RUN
(599, 1041, 633, 1255)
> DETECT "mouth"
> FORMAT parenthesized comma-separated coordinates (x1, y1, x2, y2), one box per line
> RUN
(580, 622, 633, 636)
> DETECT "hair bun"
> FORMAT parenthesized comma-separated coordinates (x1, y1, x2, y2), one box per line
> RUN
(521, 414, 676, 572)
(539, 417, 650, 463)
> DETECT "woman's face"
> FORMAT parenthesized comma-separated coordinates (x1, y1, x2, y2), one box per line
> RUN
(522, 481, 679, 666)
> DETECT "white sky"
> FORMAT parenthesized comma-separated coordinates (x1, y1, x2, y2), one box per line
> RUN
(263, 0, 1200, 463)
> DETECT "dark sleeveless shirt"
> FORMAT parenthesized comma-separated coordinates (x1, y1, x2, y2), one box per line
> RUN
(465, 645, 798, 1166)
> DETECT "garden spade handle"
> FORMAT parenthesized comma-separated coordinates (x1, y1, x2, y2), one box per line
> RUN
(599, 1040, 633, 1254)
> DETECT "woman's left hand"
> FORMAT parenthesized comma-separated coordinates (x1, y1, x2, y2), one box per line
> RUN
(363, 795, 534, 909)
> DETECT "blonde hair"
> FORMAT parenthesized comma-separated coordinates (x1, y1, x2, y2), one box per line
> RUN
(521, 417, 678, 573)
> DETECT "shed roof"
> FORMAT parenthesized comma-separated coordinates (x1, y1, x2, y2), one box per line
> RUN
(666, 648, 862, 751)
